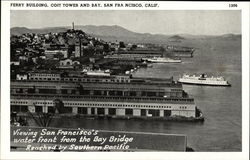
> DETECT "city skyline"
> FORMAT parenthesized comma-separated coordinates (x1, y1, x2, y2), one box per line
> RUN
(11, 10, 241, 35)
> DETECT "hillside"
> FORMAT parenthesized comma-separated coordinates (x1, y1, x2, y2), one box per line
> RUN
(11, 27, 68, 35)
(11, 25, 241, 43)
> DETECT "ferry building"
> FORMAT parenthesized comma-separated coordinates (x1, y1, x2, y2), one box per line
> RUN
(10, 72, 202, 120)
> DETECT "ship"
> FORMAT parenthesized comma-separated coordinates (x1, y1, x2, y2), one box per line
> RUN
(146, 57, 182, 63)
(178, 74, 231, 86)
(83, 69, 111, 77)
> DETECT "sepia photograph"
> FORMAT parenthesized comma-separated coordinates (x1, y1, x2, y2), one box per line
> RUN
(1, 1, 249, 160)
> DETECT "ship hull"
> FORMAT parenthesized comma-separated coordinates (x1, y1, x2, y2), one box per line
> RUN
(178, 79, 231, 86)
(148, 60, 182, 63)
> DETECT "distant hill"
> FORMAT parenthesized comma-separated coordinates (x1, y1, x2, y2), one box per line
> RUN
(11, 27, 68, 35)
(11, 27, 32, 35)
(75, 25, 139, 38)
(75, 25, 174, 43)
(11, 25, 172, 43)
(220, 33, 241, 40)
(169, 35, 185, 40)
(168, 35, 185, 42)
(10, 25, 241, 43)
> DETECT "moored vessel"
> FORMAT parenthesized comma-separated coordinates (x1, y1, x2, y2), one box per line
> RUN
(178, 74, 231, 86)
(83, 69, 111, 77)
(146, 57, 182, 63)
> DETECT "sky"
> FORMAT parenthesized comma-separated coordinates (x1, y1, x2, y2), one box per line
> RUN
(10, 10, 241, 35)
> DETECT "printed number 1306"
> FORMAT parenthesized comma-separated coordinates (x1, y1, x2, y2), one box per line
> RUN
(229, 4, 238, 7)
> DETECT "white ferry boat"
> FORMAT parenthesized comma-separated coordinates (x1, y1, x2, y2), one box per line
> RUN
(178, 74, 231, 86)
(146, 57, 182, 63)
(84, 69, 111, 77)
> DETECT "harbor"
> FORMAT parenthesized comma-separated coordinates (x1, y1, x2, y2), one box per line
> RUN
(9, 10, 242, 152)
(45, 37, 241, 151)
(10, 35, 241, 151)
(132, 37, 241, 151)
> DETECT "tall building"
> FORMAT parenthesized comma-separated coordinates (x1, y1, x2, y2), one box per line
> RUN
(75, 42, 81, 57)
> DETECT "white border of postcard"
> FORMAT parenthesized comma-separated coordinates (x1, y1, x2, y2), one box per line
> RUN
(1, 1, 249, 160)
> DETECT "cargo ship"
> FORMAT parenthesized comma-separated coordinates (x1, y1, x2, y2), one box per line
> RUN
(146, 57, 182, 63)
(178, 74, 231, 86)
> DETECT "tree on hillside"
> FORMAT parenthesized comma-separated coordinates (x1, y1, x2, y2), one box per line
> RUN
(119, 41, 126, 48)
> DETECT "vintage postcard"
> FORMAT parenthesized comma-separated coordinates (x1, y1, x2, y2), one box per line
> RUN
(1, 1, 249, 160)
